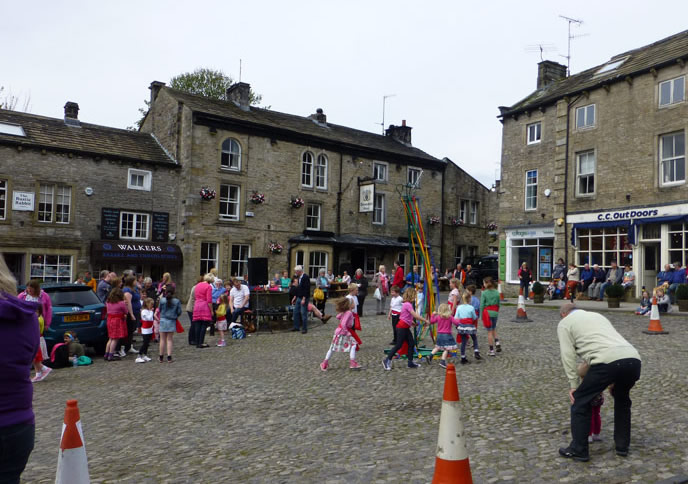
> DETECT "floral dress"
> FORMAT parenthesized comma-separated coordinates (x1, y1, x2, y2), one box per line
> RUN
(330, 310, 357, 352)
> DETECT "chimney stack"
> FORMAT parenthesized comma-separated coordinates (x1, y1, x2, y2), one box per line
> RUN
(149, 81, 166, 104)
(385, 120, 412, 146)
(226, 82, 251, 111)
(64, 102, 80, 127)
(309, 108, 327, 125)
(537, 60, 567, 89)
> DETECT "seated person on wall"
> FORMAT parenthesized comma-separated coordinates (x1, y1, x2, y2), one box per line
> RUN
(657, 264, 673, 288)
(621, 265, 635, 289)
(552, 258, 567, 281)
(655, 288, 673, 313)
(598, 261, 623, 301)
(668, 262, 687, 304)
(579, 263, 593, 297)
(565, 263, 580, 299)
(587, 264, 606, 301)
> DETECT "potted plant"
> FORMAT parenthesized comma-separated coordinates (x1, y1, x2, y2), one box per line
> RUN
(268, 242, 283, 255)
(676, 284, 688, 312)
(290, 197, 305, 209)
(487, 222, 498, 231)
(605, 283, 625, 309)
(450, 217, 464, 227)
(428, 215, 440, 226)
(250, 192, 265, 204)
(532, 281, 545, 303)
(199, 186, 216, 201)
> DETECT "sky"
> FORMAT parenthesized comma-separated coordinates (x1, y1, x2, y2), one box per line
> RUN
(2, 0, 687, 187)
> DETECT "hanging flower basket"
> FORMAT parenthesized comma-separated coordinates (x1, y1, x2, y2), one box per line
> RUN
(200, 186, 216, 201)
(268, 242, 283, 254)
(487, 222, 498, 231)
(290, 197, 305, 209)
(250, 192, 266, 204)
(428, 216, 441, 226)
(451, 217, 464, 227)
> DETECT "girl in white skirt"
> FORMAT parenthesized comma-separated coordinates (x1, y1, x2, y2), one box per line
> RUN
(320, 298, 362, 371)
(427, 303, 459, 369)
(455, 292, 481, 364)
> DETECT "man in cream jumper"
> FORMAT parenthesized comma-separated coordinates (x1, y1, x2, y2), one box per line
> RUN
(557, 303, 641, 462)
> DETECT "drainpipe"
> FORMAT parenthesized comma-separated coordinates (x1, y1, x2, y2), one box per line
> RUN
(440, 166, 445, 268)
(563, 94, 583, 263)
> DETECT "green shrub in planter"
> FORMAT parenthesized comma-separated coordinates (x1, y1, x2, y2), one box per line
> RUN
(532, 281, 545, 295)
(605, 284, 625, 299)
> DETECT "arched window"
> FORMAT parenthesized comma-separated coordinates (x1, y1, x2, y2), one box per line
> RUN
(315, 154, 328, 189)
(301, 151, 314, 187)
(221, 138, 241, 170)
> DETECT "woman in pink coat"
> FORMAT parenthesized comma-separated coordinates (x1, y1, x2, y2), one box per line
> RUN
(18, 280, 52, 328)
(191, 273, 214, 348)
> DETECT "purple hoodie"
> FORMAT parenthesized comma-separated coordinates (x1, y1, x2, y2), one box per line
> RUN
(0, 292, 39, 428)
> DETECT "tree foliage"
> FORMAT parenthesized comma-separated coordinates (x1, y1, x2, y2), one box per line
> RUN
(0, 86, 31, 112)
(130, 68, 263, 130)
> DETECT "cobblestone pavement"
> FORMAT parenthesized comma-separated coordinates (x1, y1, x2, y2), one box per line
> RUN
(22, 302, 688, 483)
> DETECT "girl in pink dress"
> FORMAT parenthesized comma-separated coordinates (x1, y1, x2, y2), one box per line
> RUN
(426, 303, 460, 368)
(319, 298, 361, 371)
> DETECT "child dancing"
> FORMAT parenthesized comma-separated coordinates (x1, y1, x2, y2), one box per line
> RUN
(455, 292, 481, 364)
(426, 303, 459, 369)
(319, 298, 362, 371)
(215, 294, 228, 346)
(382, 288, 429, 370)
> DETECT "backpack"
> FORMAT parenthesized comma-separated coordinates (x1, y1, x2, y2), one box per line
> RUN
(231, 326, 246, 339)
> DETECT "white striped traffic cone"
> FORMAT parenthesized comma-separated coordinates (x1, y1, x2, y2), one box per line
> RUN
(642, 296, 669, 335)
(55, 399, 90, 484)
(431, 363, 473, 484)
(498, 280, 506, 301)
(511, 287, 532, 322)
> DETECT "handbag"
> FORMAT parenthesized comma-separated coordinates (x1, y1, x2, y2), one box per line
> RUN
(373, 287, 382, 300)
(313, 287, 325, 302)
(175, 319, 185, 333)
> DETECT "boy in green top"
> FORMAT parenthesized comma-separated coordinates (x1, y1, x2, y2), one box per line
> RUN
(479, 278, 501, 356)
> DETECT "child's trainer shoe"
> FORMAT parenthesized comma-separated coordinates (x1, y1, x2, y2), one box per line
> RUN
(439, 359, 448, 369)
(496, 342, 502, 352)
(320, 360, 328, 371)
(349, 360, 362, 370)
(489, 350, 496, 356)
(474, 351, 482, 360)
(460, 357, 470, 365)
(407, 361, 420, 368)
(135, 356, 145, 363)
(142, 355, 152, 362)
(382, 358, 392, 371)
(217, 340, 226, 347)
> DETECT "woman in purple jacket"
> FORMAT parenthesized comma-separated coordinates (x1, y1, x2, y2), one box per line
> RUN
(0, 255, 39, 483)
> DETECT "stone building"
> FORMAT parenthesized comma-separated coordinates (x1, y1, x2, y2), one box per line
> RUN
(497, 29, 688, 295)
(0, 103, 181, 285)
(141, 82, 457, 293)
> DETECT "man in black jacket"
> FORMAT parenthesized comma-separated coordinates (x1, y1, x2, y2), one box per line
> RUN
(291, 265, 311, 334)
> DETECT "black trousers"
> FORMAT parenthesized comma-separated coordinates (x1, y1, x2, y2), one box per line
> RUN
(0, 423, 34, 484)
(187, 311, 194, 344)
(388, 326, 415, 363)
(391, 314, 400, 343)
(568, 358, 641, 456)
(139, 334, 151, 356)
(357, 294, 366, 317)
(191, 320, 209, 347)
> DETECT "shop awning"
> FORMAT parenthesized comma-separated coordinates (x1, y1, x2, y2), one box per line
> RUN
(571, 214, 688, 246)
(91, 241, 183, 266)
(289, 233, 411, 249)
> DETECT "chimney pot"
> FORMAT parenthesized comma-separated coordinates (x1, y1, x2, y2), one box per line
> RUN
(402, 119, 406, 126)
(385, 122, 412, 146)
(537, 60, 567, 89)
(64, 102, 79, 119)
(226, 82, 251, 111)
(310, 108, 327, 125)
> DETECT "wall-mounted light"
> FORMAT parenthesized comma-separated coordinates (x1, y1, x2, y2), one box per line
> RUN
(556, 218, 565, 226)
(84, 187, 94, 196)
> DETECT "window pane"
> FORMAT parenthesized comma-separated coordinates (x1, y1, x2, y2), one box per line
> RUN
(587, 105, 595, 125)
(660, 81, 672, 105)
(576, 108, 584, 128)
(677, 158, 686, 182)
(675, 133, 685, 156)
(675, 77, 685, 103)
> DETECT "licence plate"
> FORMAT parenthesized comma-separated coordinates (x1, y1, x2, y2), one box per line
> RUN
(64, 313, 90, 322)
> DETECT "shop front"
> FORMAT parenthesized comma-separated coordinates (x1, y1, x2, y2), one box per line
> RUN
(504, 225, 555, 284)
(91, 241, 184, 285)
(568, 202, 688, 297)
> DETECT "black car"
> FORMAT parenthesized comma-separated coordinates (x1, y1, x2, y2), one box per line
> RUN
(466, 255, 499, 287)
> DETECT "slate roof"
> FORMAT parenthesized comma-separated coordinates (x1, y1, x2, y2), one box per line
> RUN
(0, 109, 176, 166)
(161, 87, 443, 165)
(500, 29, 688, 117)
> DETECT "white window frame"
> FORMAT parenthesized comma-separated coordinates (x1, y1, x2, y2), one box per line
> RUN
(127, 168, 152, 191)
(301, 151, 314, 188)
(219, 184, 241, 221)
(0, 179, 7, 220)
(308, 251, 328, 278)
(220, 138, 242, 171)
(373, 161, 388, 182)
(576, 227, 631, 268)
(306, 203, 321, 230)
(38, 184, 54, 223)
(575, 104, 596, 130)
(576, 150, 596, 197)
(373, 193, 385, 225)
(30, 254, 72, 283)
(525, 170, 538, 211)
(120, 211, 150, 240)
(526, 122, 541, 145)
(660, 131, 686, 187)
(55, 185, 71, 224)
(470, 201, 478, 225)
(315, 154, 328, 190)
(659, 76, 685, 107)
(230, 244, 251, 279)
(407, 167, 422, 187)
(459, 200, 468, 223)
(200, 242, 218, 276)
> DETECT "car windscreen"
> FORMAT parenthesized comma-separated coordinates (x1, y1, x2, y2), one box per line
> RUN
(47, 288, 102, 308)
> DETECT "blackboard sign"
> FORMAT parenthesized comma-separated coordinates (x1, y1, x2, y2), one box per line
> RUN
(101, 208, 120, 240)
(151, 212, 169, 242)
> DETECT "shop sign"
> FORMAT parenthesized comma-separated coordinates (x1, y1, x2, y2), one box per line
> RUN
(567, 203, 688, 224)
(505, 226, 555, 239)
(359, 183, 374, 213)
(12, 191, 34, 211)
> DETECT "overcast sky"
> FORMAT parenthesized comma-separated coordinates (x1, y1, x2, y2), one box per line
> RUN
(2, 0, 687, 187)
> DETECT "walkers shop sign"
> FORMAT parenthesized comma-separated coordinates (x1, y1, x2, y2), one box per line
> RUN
(91, 241, 183, 266)
(567, 203, 688, 224)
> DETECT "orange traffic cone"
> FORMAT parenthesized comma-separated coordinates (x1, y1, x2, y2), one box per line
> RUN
(498, 281, 506, 301)
(432, 363, 473, 484)
(642, 297, 669, 335)
(511, 287, 532, 322)
(55, 400, 90, 484)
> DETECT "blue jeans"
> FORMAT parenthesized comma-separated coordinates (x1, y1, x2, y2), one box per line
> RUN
(231, 307, 246, 323)
(0, 423, 34, 484)
(669, 283, 680, 303)
(293, 296, 309, 332)
(598, 281, 612, 300)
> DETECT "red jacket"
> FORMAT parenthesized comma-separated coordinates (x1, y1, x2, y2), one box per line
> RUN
(392, 266, 405, 289)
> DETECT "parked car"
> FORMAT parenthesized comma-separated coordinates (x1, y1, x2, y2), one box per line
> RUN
(19, 283, 107, 353)
(467, 255, 499, 287)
